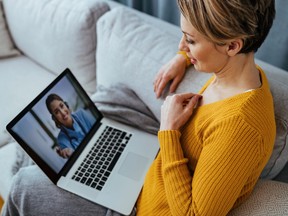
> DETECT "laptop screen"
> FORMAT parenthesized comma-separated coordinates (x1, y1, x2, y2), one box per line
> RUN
(7, 69, 102, 182)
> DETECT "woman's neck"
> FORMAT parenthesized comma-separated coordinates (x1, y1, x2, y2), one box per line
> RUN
(212, 52, 261, 91)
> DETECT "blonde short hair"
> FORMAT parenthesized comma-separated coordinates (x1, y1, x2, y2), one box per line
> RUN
(177, 0, 275, 53)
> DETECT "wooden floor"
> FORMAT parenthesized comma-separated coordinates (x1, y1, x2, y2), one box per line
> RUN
(0, 196, 4, 212)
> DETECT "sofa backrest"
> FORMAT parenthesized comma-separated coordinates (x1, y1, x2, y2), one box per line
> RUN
(255, 59, 288, 179)
(3, 0, 110, 94)
(96, 6, 288, 180)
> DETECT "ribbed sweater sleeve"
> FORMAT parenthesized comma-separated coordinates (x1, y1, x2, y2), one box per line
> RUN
(158, 116, 262, 216)
(136, 67, 275, 216)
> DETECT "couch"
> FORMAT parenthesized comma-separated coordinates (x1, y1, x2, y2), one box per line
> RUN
(1, 0, 288, 215)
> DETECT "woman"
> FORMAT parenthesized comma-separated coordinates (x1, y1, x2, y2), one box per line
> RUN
(46, 94, 95, 158)
(145, 0, 276, 215)
(2, 0, 276, 215)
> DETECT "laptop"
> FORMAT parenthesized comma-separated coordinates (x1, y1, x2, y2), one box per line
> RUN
(6, 68, 159, 215)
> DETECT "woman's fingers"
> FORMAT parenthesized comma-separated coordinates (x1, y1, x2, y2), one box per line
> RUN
(169, 75, 182, 94)
(185, 94, 202, 110)
(156, 77, 170, 98)
(160, 93, 202, 130)
(56, 148, 73, 159)
(153, 71, 162, 92)
(153, 54, 187, 98)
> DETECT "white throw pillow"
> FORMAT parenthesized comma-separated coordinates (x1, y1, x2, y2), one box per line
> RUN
(0, 1, 19, 58)
(3, 0, 110, 94)
(96, 6, 211, 120)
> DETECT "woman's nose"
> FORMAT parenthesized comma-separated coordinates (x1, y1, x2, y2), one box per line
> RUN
(178, 35, 189, 52)
(60, 109, 66, 116)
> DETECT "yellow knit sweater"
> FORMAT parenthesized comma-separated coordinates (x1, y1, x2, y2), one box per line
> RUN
(136, 67, 276, 216)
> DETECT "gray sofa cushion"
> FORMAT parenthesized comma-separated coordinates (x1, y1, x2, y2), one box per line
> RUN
(256, 60, 288, 179)
(96, 7, 288, 179)
(3, 0, 110, 94)
(0, 0, 19, 58)
(264, 80, 288, 179)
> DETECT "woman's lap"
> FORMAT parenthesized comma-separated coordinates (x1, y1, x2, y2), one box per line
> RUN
(1, 165, 124, 216)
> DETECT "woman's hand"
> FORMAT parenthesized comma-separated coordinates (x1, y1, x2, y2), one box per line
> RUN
(56, 147, 73, 159)
(160, 93, 202, 131)
(154, 54, 187, 98)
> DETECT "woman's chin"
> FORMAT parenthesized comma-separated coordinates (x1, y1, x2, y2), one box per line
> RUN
(193, 65, 214, 74)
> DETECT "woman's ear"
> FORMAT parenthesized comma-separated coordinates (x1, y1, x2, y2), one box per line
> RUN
(226, 39, 243, 56)
(52, 115, 61, 128)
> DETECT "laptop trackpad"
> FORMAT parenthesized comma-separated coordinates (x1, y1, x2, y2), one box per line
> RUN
(118, 152, 149, 181)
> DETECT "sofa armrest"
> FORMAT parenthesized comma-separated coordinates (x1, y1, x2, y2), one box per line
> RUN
(228, 180, 288, 215)
(3, 0, 110, 94)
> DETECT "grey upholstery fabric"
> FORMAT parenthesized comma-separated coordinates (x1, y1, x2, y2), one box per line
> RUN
(228, 180, 288, 216)
(1, 165, 135, 216)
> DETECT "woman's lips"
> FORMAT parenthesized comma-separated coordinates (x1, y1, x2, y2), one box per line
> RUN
(63, 115, 69, 121)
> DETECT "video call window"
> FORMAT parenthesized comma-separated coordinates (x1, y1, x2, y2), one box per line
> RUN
(12, 74, 98, 173)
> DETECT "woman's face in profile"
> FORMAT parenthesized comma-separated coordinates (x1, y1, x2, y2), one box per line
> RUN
(50, 99, 73, 128)
(179, 15, 228, 73)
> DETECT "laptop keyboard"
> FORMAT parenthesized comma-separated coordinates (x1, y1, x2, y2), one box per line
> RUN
(72, 126, 132, 191)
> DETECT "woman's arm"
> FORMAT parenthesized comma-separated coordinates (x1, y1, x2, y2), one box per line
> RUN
(57, 131, 74, 158)
(154, 53, 188, 98)
(159, 117, 263, 215)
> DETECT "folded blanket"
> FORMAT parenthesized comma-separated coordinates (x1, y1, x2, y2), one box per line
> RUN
(12, 145, 34, 175)
(12, 84, 160, 175)
(91, 84, 160, 135)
